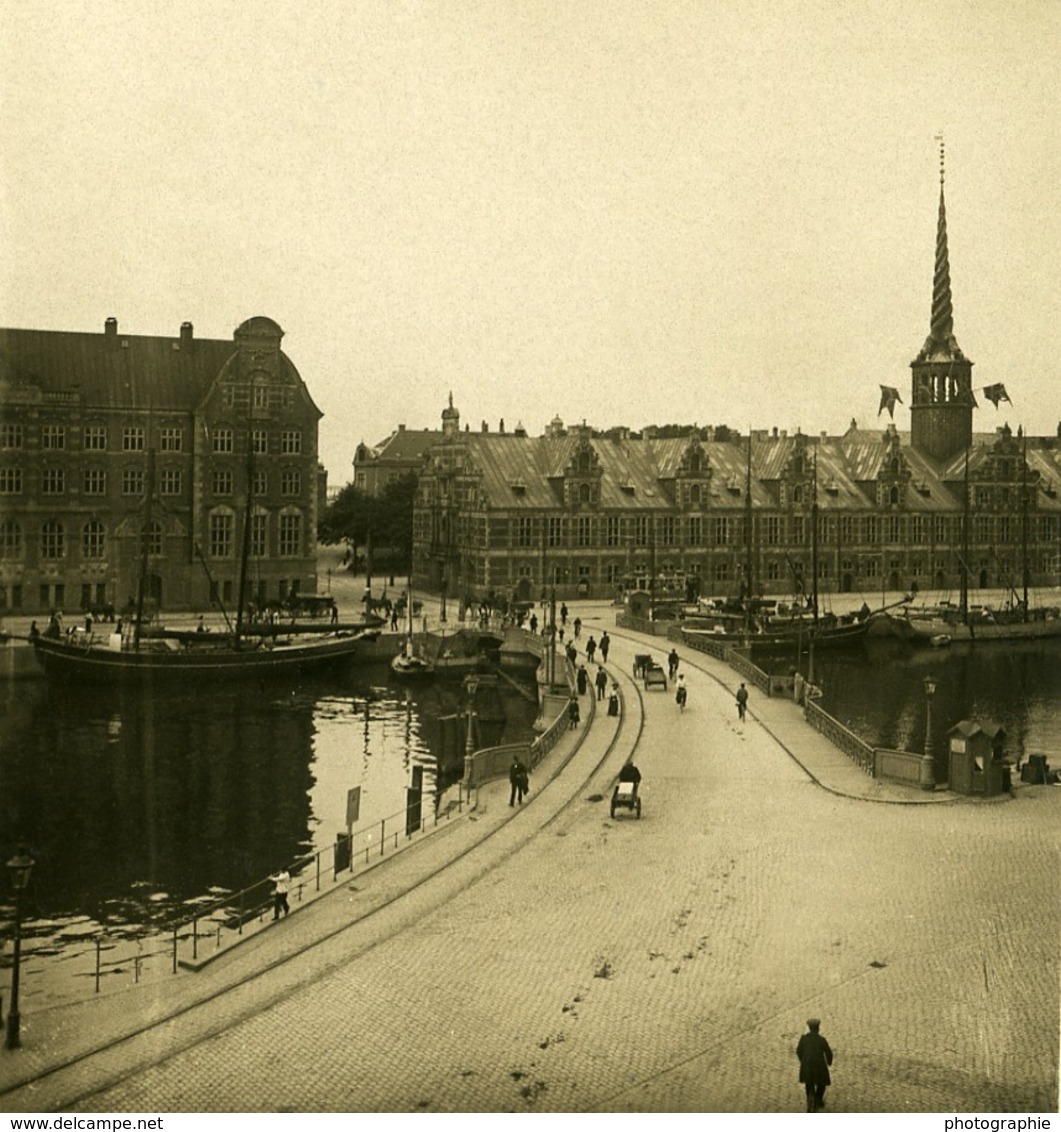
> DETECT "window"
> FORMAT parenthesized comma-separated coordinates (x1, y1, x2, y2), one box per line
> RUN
(578, 482, 591, 504)
(766, 559, 782, 581)
(42, 468, 65, 495)
(839, 516, 855, 543)
(210, 512, 234, 558)
(576, 516, 592, 547)
(279, 512, 302, 556)
(82, 521, 106, 559)
(122, 427, 145, 452)
(765, 517, 781, 546)
(253, 384, 269, 409)
(713, 517, 729, 546)
(547, 517, 564, 548)
(606, 517, 620, 548)
(865, 558, 879, 578)
(791, 515, 804, 544)
(714, 560, 730, 582)
(83, 425, 107, 451)
(0, 469, 23, 494)
(633, 517, 648, 547)
(934, 515, 948, 543)
(889, 486, 900, 506)
(1, 424, 23, 449)
(122, 468, 145, 496)
(0, 521, 22, 559)
(687, 516, 703, 546)
(909, 516, 925, 543)
(688, 483, 702, 506)
(253, 470, 268, 497)
(160, 427, 183, 452)
(83, 468, 107, 495)
(516, 517, 533, 547)
(660, 517, 676, 546)
(252, 429, 269, 455)
(42, 424, 66, 450)
(792, 485, 803, 505)
(998, 516, 1012, 543)
(250, 513, 267, 558)
(280, 430, 302, 455)
(213, 470, 234, 496)
(212, 428, 233, 454)
(864, 517, 878, 543)
(281, 470, 302, 496)
(140, 520, 163, 557)
(976, 516, 991, 544)
(41, 521, 64, 560)
(885, 516, 901, 543)
(160, 469, 183, 495)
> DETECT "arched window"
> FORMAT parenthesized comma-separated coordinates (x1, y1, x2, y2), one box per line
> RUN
(578, 451, 592, 474)
(578, 482, 591, 504)
(689, 450, 702, 473)
(689, 484, 702, 505)
(889, 486, 900, 506)
(41, 520, 64, 560)
(793, 485, 803, 504)
(82, 520, 107, 559)
(0, 520, 22, 560)
(890, 457, 900, 475)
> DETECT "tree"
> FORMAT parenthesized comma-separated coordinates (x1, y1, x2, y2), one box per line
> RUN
(318, 473, 418, 573)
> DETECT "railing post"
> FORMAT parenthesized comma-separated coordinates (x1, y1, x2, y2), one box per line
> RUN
(380, 819, 385, 857)
(95, 937, 102, 994)
(192, 915, 199, 961)
(238, 887, 244, 936)
(172, 926, 178, 974)
(316, 850, 321, 892)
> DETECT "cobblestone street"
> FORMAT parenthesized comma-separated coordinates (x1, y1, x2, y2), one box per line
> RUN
(8, 619, 1053, 1114)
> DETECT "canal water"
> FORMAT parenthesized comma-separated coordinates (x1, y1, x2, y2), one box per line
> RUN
(0, 661, 539, 950)
(756, 636, 1061, 778)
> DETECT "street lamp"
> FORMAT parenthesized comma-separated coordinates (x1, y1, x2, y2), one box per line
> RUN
(921, 676, 937, 792)
(5, 848, 35, 1050)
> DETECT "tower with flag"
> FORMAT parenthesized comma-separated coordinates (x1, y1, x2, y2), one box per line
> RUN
(909, 136, 975, 464)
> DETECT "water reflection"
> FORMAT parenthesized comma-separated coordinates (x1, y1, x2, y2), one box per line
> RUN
(759, 637, 1061, 776)
(0, 663, 539, 939)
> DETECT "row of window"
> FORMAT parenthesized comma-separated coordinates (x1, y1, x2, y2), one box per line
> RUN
(0, 467, 304, 497)
(0, 513, 304, 562)
(0, 423, 303, 455)
(482, 513, 1060, 549)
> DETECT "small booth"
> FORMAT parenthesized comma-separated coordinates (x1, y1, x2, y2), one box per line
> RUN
(947, 720, 1009, 797)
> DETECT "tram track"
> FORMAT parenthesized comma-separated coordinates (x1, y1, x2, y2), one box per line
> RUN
(2, 658, 647, 1113)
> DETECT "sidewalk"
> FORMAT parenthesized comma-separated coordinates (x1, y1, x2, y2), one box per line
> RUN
(0, 672, 635, 1107)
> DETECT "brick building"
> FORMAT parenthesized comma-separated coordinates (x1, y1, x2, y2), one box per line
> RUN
(410, 170, 1061, 608)
(0, 315, 324, 616)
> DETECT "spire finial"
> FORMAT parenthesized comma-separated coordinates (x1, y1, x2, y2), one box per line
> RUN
(936, 131, 945, 186)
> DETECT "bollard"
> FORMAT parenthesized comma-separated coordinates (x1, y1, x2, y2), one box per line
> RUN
(95, 937, 102, 994)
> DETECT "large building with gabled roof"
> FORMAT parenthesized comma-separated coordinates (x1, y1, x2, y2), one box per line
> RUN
(410, 159, 1061, 608)
(0, 316, 324, 616)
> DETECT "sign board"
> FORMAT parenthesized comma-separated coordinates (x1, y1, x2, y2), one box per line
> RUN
(346, 786, 361, 827)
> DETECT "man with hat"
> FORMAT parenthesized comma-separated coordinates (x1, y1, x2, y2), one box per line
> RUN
(796, 1017, 834, 1112)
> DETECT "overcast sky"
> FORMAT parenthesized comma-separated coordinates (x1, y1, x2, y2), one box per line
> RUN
(3, 0, 1059, 485)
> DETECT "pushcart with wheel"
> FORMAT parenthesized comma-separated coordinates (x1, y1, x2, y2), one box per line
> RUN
(610, 780, 642, 819)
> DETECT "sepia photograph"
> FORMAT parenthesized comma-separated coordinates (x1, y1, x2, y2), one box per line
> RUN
(1, 0, 1059, 1121)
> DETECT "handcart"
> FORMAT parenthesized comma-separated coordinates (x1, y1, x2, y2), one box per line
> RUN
(610, 780, 642, 820)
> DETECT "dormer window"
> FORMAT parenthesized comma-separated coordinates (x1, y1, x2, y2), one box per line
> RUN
(578, 482, 591, 504)
(792, 485, 803, 505)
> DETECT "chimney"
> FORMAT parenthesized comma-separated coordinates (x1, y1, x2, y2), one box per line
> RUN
(514, 421, 527, 438)
(397, 423, 406, 432)
(104, 317, 118, 338)
(180, 321, 193, 346)
(499, 419, 505, 433)
(481, 420, 488, 433)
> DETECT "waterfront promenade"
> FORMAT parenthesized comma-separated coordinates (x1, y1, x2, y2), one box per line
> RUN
(1, 589, 1058, 1115)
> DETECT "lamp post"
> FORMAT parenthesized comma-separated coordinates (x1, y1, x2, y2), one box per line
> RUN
(921, 676, 937, 792)
(5, 848, 35, 1050)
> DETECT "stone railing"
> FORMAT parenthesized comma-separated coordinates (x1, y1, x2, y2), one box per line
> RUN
(804, 698, 875, 775)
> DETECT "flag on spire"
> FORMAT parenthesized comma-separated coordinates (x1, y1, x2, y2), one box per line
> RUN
(982, 383, 1011, 408)
(878, 386, 903, 418)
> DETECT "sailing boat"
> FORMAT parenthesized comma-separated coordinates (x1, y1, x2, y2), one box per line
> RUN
(390, 590, 434, 678)
(32, 399, 379, 684)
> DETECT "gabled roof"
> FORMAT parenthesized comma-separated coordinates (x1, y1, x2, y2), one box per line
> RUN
(371, 427, 443, 463)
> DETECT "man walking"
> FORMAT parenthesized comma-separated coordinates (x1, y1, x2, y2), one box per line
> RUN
(271, 867, 291, 920)
(599, 631, 610, 664)
(796, 1018, 833, 1112)
(595, 665, 608, 701)
(736, 682, 749, 721)
(509, 755, 529, 806)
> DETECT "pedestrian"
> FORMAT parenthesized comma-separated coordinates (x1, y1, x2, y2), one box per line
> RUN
(566, 641, 577, 665)
(608, 683, 620, 717)
(736, 682, 749, 721)
(271, 867, 291, 920)
(599, 631, 610, 663)
(560, 602, 568, 625)
(577, 664, 588, 695)
(568, 697, 580, 728)
(509, 755, 529, 806)
(586, 635, 597, 664)
(796, 1018, 834, 1112)
(676, 674, 687, 711)
(595, 665, 608, 701)
(529, 613, 538, 634)
(573, 616, 582, 638)
(667, 647, 680, 681)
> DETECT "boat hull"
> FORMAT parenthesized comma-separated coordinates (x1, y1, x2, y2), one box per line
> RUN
(32, 632, 374, 683)
(904, 613, 1061, 644)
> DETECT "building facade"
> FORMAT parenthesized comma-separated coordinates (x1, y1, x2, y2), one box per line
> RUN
(0, 316, 323, 616)
(410, 174, 1061, 608)
(352, 424, 443, 496)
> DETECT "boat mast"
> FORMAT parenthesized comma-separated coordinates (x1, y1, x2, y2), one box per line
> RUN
(810, 445, 820, 628)
(133, 446, 156, 652)
(959, 443, 970, 622)
(234, 377, 256, 644)
(1021, 426, 1030, 620)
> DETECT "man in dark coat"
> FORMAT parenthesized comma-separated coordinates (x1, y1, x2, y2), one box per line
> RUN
(509, 756, 529, 807)
(796, 1018, 833, 1112)
(594, 665, 608, 701)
